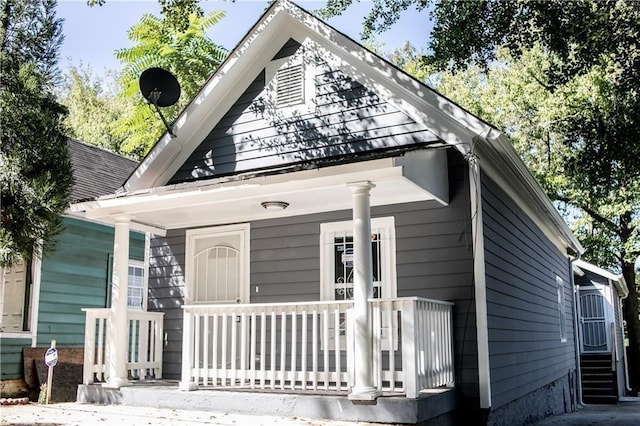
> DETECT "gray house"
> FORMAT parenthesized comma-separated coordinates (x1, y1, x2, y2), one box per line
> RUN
(70, 1, 585, 424)
(573, 259, 629, 404)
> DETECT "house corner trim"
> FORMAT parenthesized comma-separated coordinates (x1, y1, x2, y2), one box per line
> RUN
(469, 154, 492, 409)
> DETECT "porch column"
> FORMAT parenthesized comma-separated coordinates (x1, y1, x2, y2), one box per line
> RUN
(347, 181, 381, 401)
(106, 215, 130, 388)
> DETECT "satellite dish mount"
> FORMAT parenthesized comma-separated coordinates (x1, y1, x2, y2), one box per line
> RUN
(139, 67, 181, 137)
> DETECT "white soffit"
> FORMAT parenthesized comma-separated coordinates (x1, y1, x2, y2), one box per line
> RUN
(74, 152, 448, 230)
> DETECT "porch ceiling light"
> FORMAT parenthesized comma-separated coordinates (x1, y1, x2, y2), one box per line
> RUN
(261, 201, 289, 211)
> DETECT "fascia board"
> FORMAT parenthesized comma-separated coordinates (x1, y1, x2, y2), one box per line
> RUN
(86, 158, 401, 215)
(573, 259, 629, 298)
(124, 3, 294, 192)
(475, 131, 584, 255)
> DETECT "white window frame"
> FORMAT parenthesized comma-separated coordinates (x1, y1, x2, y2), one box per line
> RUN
(320, 217, 398, 350)
(127, 260, 146, 311)
(556, 275, 567, 343)
(320, 216, 397, 301)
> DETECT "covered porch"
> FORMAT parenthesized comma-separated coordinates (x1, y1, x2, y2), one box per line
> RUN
(74, 151, 455, 401)
(82, 297, 454, 399)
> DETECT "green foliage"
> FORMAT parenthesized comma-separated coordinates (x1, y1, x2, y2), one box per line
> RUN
(1, 0, 73, 267)
(58, 64, 132, 154)
(113, 7, 228, 158)
(379, 0, 640, 385)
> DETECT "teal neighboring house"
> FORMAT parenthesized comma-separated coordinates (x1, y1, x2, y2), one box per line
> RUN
(0, 139, 145, 396)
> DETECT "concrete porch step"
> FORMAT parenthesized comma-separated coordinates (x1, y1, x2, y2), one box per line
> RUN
(77, 382, 457, 425)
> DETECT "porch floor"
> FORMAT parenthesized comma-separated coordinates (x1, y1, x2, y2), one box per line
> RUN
(77, 381, 457, 425)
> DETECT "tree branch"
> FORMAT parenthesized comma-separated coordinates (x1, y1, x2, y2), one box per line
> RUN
(555, 195, 619, 232)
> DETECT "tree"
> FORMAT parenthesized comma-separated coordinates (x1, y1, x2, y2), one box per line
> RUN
(57, 64, 132, 154)
(1, 0, 73, 267)
(364, 0, 640, 391)
(112, 2, 227, 158)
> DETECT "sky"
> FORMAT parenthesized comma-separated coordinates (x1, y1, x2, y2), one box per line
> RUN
(56, 0, 431, 75)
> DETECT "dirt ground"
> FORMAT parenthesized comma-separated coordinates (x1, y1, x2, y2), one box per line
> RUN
(0, 402, 371, 426)
(1, 399, 639, 426)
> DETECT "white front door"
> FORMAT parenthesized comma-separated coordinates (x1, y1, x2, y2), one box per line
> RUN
(186, 224, 250, 305)
(579, 284, 612, 353)
(186, 225, 250, 372)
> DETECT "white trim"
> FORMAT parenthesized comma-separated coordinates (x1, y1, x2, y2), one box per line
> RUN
(474, 133, 583, 255)
(469, 156, 492, 409)
(573, 259, 628, 298)
(127, 259, 146, 311)
(184, 224, 250, 306)
(29, 245, 42, 347)
(143, 233, 150, 310)
(557, 275, 568, 343)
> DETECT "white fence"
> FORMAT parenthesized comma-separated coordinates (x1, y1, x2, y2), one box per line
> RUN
(82, 308, 164, 384)
(181, 297, 453, 397)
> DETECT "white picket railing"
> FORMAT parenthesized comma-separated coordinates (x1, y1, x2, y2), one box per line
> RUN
(82, 308, 164, 384)
(181, 297, 453, 397)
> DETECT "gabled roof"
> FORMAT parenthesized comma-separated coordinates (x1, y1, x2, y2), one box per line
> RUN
(124, 0, 487, 193)
(67, 138, 136, 202)
(76, 0, 582, 254)
(573, 259, 629, 298)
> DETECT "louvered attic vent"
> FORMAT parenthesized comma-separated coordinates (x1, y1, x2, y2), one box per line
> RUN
(276, 64, 304, 107)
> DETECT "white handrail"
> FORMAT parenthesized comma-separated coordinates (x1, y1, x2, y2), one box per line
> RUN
(180, 297, 454, 397)
(82, 309, 164, 384)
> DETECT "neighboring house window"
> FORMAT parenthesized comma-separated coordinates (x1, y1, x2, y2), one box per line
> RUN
(0, 256, 40, 337)
(128, 261, 145, 310)
(557, 275, 567, 342)
(106, 259, 147, 311)
(0, 261, 31, 333)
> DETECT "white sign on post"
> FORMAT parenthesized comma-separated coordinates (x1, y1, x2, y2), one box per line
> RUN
(44, 340, 57, 404)
(44, 347, 58, 367)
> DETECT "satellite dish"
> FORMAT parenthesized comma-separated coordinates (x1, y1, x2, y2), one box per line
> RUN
(139, 67, 181, 137)
(139, 67, 181, 107)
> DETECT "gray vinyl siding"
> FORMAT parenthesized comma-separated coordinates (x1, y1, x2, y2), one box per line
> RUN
(169, 39, 439, 184)
(148, 229, 187, 377)
(481, 172, 575, 409)
(150, 150, 478, 404)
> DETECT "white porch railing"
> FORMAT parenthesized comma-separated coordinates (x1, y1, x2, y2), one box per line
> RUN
(181, 297, 454, 397)
(82, 308, 164, 385)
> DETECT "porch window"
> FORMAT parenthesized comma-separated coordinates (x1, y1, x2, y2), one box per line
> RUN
(321, 217, 397, 348)
(557, 275, 567, 342)
(321, 217, 396, 301)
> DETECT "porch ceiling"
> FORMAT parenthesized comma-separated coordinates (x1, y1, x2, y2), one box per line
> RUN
(69, 150, 448, 234)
